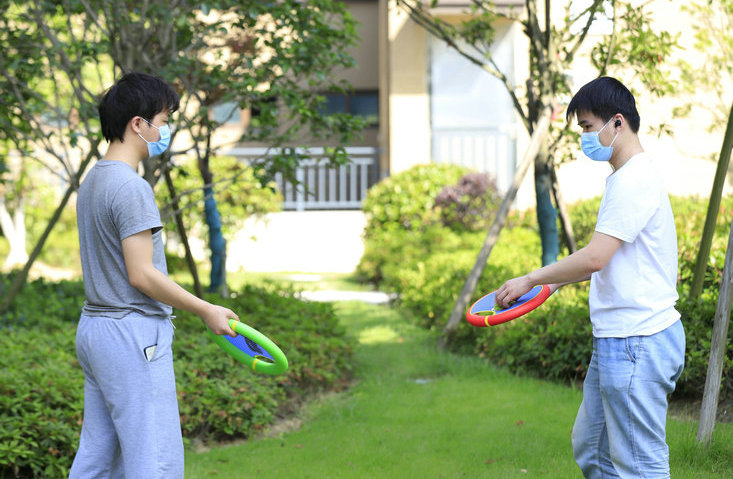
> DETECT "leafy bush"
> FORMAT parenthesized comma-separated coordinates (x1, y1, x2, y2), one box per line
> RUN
(357, 163, 468, 283)
(361, 163, 467, 234)
(0, 278, 354, 478)
(0, 330, 82, 479)
(434, 172, 501, 231)
(675, 285, 733, 398)
(360, 186, 733, 400)
(390, 227, 541, 330)
(0, 274, 84, 330)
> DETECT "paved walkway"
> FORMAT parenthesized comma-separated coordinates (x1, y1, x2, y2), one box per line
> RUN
(297, 290, 392, 305)
(228, 211, 367, 274)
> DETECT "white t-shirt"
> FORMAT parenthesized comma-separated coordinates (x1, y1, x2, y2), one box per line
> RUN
(589, 152, 680, 337)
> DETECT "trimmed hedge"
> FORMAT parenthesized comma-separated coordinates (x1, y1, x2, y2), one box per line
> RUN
(0, 278, 354, 478)
(359, 163, 733, 400)
(357, 163, 468, 283)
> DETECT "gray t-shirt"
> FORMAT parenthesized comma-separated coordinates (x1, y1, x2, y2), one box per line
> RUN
(77, 160, 172, 318)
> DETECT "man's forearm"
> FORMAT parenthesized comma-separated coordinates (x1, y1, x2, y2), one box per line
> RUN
(129, 265, 211, 317)
(527, 247, 598, 287)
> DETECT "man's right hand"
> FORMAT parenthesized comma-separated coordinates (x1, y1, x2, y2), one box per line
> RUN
(201, 304, 238, 337)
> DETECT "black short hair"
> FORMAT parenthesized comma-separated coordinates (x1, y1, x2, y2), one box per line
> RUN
(98, 72, 180, 143)
(566, 76, 640, 133)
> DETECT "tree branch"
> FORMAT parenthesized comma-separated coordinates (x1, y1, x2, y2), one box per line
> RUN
(566, 0, 605, 63)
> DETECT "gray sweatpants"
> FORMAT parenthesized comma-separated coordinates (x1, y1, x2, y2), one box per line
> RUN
(70, 313, 184, 478)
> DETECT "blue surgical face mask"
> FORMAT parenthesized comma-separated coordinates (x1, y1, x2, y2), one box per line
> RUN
(580, 117, 618, 162)
(138, 118, 171, 157)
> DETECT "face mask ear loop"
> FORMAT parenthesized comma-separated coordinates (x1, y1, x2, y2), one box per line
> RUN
(606, 118, 618, 147)
(603, 117, 619, 148)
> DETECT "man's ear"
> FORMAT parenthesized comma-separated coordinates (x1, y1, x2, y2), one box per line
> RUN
(612, 114, 625, 130)
(129, 116, 145, 134)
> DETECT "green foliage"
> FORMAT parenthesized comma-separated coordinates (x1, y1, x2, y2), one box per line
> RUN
(0, 0, 366, 309)
(0, 277, 354, 477)
(676, 286, 733, 398)
(390, 227, 541, 331)
(156, 156, 282, 239)
(362, 163, 468, 235)
(0, 274, 84, 330)
(591, 2, 680, 97)
(434, 172, 501, 231)
(359, 190, 733, 398)
(357, 163, 467, 283)
(676, 0, 733, 135)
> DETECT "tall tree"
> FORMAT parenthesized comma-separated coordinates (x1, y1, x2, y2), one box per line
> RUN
(0, 0, 105, 311)
(81, 0, 364, 293)
(397, 0, 678, 266)
(675, 0, 733, 297)
(0, 0, 364, 310)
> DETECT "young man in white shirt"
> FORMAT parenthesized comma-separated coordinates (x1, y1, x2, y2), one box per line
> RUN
(494, 76, 685, 479)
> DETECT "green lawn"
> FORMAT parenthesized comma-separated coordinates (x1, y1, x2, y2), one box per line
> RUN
(186, 300, 733, 478)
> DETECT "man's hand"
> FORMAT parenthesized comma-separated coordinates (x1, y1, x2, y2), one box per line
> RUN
(494, 275, 533, 309)
(201, 304, 238, 337)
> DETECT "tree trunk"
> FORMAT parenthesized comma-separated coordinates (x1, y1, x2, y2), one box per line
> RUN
(0, 197, 28, 268)
(535, 149, 559, 266)
(197, 150, 228, 296)
(1, 183, 75, 313)
(691, 100, 733, 297)
(163, 168, 204, 298)
(697, 220, 733, 446)
(438, 107, 553, 349)
(550, 162, 578, 254)
(203, 185, 227, 295)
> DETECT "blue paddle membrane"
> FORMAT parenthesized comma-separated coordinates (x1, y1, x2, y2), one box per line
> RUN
(225, 335, 275, 363)
(466, 284, 551, 327)
(471, 285, 543, 315)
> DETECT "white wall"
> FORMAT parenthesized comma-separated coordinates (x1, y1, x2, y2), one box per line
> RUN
(226, 211, 366, 273)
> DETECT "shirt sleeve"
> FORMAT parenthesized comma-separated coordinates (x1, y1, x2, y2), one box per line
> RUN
(111, 177, 164, 241)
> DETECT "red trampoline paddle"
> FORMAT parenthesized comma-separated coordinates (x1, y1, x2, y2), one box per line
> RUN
(466, 284, 551, 327)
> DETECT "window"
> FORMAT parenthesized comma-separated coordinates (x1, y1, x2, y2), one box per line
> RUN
(211, 101, 241, 125)
(321, 91, 379, 126)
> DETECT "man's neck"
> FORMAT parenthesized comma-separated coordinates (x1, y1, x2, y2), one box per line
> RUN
(609, 136, 644, 171)
(102, 141, 145, 171)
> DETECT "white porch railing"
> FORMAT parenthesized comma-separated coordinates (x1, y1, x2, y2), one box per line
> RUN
(226, 146, 380, 211)
(431, 126, 517, 193)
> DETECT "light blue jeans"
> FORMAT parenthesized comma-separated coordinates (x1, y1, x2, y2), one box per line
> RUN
(70, 313, 184, 479)
(572, 320, 685, 479)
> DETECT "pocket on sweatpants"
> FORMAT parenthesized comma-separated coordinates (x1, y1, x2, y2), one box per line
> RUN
(148, 318, 174, 362)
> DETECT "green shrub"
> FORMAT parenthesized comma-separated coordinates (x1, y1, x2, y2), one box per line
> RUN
(676, 286, 733, 398)
(434, 172, 501, 231)
(0, 331, 82, 478)
(0, 274, 84, 330)
(390, 227, 542, 330)
(361, 163, 467, 234)
(0, 278, 354, 478)
(357, 163, 470, 283)
(362, 193, 733, 400)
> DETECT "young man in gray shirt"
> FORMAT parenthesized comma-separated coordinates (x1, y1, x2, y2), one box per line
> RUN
(71, 72, 237, 478)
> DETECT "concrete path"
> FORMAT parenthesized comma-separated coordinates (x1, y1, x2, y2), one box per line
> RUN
(227, 211, 367, 274)
(297, 290, 392, 305)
